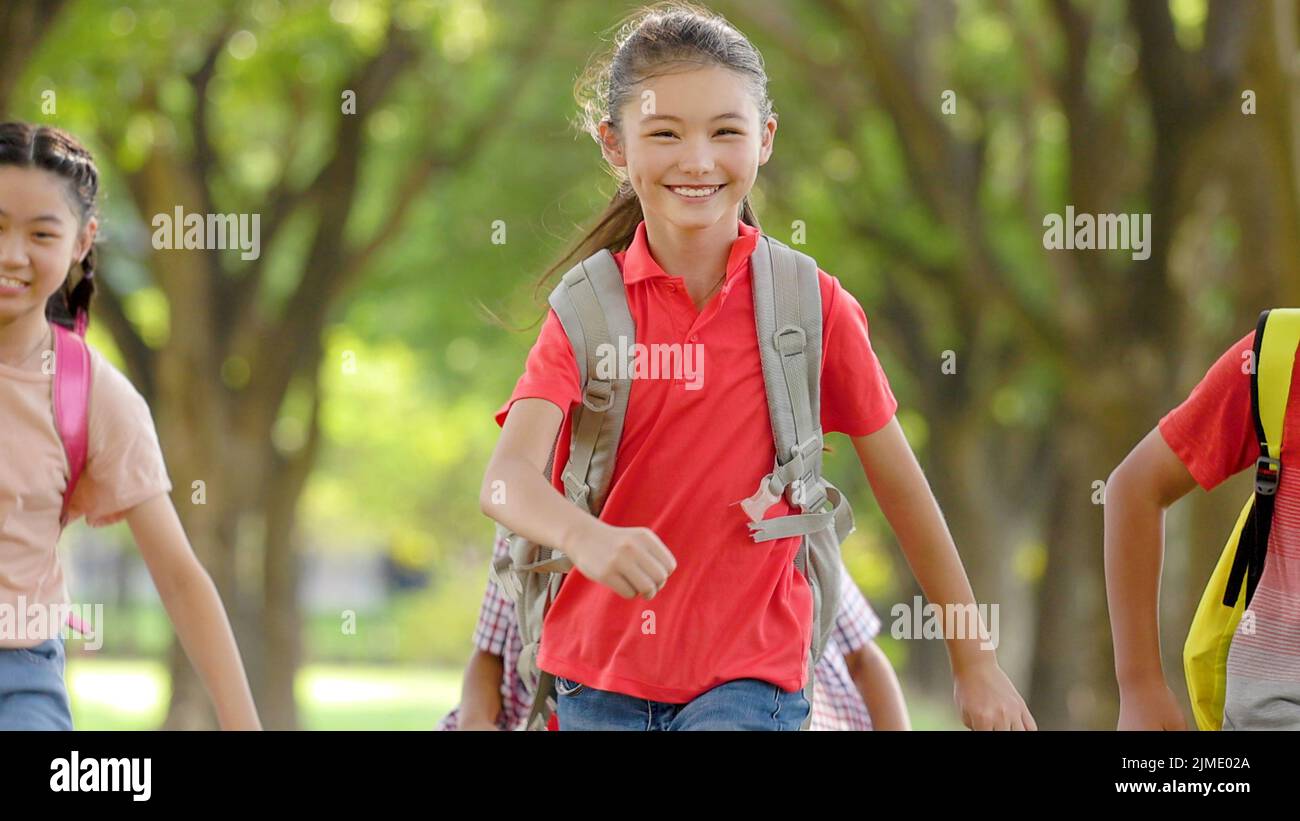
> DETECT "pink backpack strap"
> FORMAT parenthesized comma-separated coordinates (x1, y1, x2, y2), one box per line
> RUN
(51, 319, 92, 529)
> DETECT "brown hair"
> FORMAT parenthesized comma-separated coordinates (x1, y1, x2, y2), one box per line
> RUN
(533, 2, 773, 301)
(0, 121, 99, 332)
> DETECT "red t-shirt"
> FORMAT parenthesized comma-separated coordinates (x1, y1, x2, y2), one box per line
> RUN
(1159, 329, 1300, 683)
(1158, 332, 1261, 490)
(494, 219, 897, 703)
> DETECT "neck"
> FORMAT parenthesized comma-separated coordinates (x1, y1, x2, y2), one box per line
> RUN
(0, 308, 49, 368)
(643, 212, 740, 304)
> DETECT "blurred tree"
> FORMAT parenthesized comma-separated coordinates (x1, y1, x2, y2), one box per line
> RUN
(729, 0, 1298, 727)
(11, 0, 1300, 732)
(13, 0, 560, 728)
(0, 1, 68, 116)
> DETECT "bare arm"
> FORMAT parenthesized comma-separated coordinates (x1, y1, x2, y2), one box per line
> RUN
(479, 398, 599, 565)
(455, 648, 506, 730)
(479, 398, 675, 600)
(1104, 427, 1197, 729)
(851, 416, 1035, 730)
(125, 494, 261, 730)
(844, 641, 910, 730)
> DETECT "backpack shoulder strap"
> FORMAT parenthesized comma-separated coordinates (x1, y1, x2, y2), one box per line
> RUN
(493, 253, 634, 732)
(1253, 308, 1300, 467)
(1224, 308, 1300, 607)
(51, 321, 92, 529)
(744, 236, 846, 542)
(546, 248, 636, 518)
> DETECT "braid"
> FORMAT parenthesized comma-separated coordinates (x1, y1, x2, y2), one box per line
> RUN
(67, 245, 96, 334)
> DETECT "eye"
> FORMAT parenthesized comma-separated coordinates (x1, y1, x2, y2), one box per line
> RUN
(650, 131, 677, 138)
(716, 129, 741, 136)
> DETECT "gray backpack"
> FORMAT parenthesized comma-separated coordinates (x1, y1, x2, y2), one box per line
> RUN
(491, 235, 855, 730)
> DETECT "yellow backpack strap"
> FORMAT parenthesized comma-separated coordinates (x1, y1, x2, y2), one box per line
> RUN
(1224, 308, 1300, 607)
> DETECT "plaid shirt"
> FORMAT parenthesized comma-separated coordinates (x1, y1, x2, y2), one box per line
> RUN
(807, 568, 882, 731)
(436, 532, 530, 731)
(437, 533, 882, 731)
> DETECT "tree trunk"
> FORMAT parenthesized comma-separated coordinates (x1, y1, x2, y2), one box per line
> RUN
(0, 1, 67, 116)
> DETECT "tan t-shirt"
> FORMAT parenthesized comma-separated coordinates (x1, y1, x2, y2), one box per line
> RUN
(0, 337, 171, 648)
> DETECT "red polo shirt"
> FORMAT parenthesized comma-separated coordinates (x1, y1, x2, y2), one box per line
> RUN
(494, 219, 897, 703)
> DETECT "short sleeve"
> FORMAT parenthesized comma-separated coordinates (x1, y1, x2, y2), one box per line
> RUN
(832, 571, 881, 654)
(818, 272, 898, 437)
(1157, 331, 1257, 492)
(494, 308, 582, 429)
(66, 352, 172, 527)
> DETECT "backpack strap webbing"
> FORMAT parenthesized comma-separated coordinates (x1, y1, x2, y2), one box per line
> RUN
(743, 236, 851, 543)
(548, 249, 636, 519)
(746, 235, 848, 731)
(513, 250, 637, 581)
(52, 320, 92, 529)
(518, 250, 636, 731)
(525, 671, 558, 731)
(1224, 308, 1300, 607)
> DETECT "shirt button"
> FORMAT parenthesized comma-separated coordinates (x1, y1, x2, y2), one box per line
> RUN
(690, 334, 698, 341)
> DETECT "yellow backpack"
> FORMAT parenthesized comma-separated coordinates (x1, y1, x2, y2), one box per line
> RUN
(1184, 308, 1300, 730)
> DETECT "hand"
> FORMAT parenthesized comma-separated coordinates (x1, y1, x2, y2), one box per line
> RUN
(565, 521, 677, 600)
(1118, 680, 1187, 730)
(953, 659, 1037, 730)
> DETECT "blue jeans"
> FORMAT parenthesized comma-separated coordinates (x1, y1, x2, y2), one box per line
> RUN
(0, 638, 74, 730)
(554, 676, 809, 731)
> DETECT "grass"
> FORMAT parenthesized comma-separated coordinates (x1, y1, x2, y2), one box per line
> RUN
(67, 655, 963, 730)
(67, 657, 464, 730)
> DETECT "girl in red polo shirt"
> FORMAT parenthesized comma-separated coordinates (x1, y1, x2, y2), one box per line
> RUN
(481, 2, 1034, 730)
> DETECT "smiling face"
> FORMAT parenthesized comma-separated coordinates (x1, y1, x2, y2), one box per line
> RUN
(0, 165, 96, 327)
(599, 64, 776, 234)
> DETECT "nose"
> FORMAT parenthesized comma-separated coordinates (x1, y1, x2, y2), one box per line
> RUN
(0, 231, 30, 270)
(676, 135, 716, 177)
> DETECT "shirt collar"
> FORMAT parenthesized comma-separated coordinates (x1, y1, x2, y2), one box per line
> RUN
(621, 219, 761, 286)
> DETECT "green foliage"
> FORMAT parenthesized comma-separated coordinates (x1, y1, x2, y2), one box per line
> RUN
(12, 0, 1285, 730)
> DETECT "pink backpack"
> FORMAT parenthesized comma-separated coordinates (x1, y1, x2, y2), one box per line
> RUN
(51, 312, 93, 637)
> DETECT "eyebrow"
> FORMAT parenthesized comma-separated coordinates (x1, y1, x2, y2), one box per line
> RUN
(641, 113, 747, 124)
(0, 207, 65, 224)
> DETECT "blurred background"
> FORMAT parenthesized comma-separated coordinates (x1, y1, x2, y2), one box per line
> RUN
(2, 0, 1298, 730)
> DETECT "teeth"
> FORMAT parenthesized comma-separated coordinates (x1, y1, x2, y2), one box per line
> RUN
(670, 185, 721, 198)
(0, 276, 28, 288)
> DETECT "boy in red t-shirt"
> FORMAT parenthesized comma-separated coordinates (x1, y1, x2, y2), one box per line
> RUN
(1106, 330, 1300, 730)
